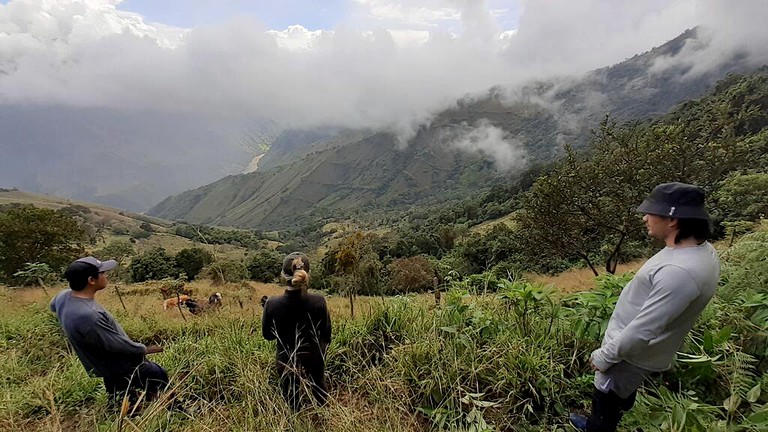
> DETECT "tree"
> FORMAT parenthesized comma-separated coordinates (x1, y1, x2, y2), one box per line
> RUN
(174, 247, 214, 281)
(712, 173, 768, 222)
(387, 256, 434, 294)
(12, 262, 55, 294)
(245, 249, 283, 282)
(129, 247, 176, 282)
(0, 205, 85, 282)
(332, 232, 382, 316)
(518, 82, 768, 276)
(203, 259, 248, 284)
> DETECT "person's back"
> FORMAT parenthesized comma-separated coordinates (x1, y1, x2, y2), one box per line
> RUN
(50, 256, 168, 410)
(263, 289, 331, 361)
(50, 289, 145, 377)
(261, 252, 331, 411)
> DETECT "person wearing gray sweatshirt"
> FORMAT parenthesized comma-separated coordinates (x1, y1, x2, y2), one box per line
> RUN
(50, 256, 168, 409)
(570, 183, 720, 432)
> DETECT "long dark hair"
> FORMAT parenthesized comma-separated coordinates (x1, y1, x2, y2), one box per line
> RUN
(675, 218, 711, 244)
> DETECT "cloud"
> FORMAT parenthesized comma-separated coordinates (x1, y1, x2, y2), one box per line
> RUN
(440, 119, 527, 172)
(352, 0, 461, 27)
(0, 0, 766, 140)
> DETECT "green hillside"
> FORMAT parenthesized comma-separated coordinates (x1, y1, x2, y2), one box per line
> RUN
(148, 28, 755, 231)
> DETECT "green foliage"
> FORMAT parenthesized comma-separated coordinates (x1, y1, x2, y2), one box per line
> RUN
(245, 249, 283, 282)
(0, 205, 85, 282)
(12, 263, 55, 288)
(174, 223, 264, 249)
(386, 256, 434, 294)
(93, 239, 135, 262)
(204, 259, 248, 284)
(455, 224, 523, 275)
(712, 173, 768, 222)
(129, 247, 177, 282)
(173, 247, 213, 281)
(326, 232, 385, 296)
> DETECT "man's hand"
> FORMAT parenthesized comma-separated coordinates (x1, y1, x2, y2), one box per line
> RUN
(146, 345, 164, 354)
(591, 363, 600, 371)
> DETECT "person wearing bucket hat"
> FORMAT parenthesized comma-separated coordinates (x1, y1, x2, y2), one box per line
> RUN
(50, 257, 168, 410)
(262, 252, 331, 411)
(569, 183, 720, 432)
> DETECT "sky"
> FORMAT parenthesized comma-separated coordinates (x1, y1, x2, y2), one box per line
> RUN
(1, 0, 767, 138)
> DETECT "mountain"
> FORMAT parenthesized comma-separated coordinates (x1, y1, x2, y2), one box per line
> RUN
(148, 28, 761, 230)
(0, 106, 274, 212)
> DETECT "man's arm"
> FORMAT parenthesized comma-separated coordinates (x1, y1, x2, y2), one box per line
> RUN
(591, 265, 700, 371)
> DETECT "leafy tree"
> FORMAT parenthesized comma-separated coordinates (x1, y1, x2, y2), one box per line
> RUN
(712, 173, 768, 222)
(387, 256, 434, 294)
(203, 259, 248, 284)
(331, 232, 383, 315)
(0, 205, 85, 282)
(94, 239, 135, 261)
(174, 247, 213, 281)
(129, 247, 176, 282)
(12, 262, 55, 294)
(456, 223, 522, 275)
(93, 239, 135, 282)
(245, 249, 283, 282)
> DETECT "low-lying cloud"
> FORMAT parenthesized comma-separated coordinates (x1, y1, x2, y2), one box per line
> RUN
(1, 0, 766, 137)
(441, 119, 527, 172)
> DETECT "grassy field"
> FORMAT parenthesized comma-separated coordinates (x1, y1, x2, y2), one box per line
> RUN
(3, 226, 766, 432)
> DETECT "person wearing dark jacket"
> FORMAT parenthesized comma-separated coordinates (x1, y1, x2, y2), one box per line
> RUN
(262, 252, 331, 411)
(50, 257, 168, 409)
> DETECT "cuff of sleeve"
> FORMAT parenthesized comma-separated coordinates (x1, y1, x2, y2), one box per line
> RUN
(591, 349, 615, 372)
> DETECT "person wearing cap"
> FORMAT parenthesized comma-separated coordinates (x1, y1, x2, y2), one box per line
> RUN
(50, 256, 169, 409)
(262, 252, 331, 411)
(570, 183, 720, 432)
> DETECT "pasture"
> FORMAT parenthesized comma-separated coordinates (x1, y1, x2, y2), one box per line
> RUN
(2, 230, 767, 432)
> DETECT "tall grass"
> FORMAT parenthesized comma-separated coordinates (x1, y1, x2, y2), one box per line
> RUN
(1, 230, 767, 431)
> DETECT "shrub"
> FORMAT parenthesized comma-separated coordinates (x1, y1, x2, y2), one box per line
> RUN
(203, 259, 248, 284)
(245, 249, 283, 282)
(0, 205, 85, 282)
(174, 247, 213, 281)
(386, 256, 434, 294)
(129, 247, 177, 282)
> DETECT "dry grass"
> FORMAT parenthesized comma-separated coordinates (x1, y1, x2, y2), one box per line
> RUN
(526, 260, 646, 294)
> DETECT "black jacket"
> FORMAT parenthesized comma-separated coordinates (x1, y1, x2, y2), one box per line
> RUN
(262, 289, 331, 361)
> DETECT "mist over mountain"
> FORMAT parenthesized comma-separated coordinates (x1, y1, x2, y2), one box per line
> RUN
(148, 27, 763, 230)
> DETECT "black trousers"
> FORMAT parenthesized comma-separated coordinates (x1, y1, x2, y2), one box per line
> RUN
(276, 354, 328, 412)
(103, 361, 169, 407)
(587, 387, 637, 432)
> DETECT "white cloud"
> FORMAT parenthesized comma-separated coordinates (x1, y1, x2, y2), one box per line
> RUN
(441, 119, 527, 172)
(266, 25, 327, 50)
(0, 0, 766, 141)
(352, 0, 460, 27)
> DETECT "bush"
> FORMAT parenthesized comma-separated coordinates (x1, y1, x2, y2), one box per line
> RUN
(203, 259, 248, 284)
(245, 249, 283, 282)
(129, 247, 177, 282)
(174, 247, 213, 281)
(386, 256, 434, 294)
(0, 205, 85, 282)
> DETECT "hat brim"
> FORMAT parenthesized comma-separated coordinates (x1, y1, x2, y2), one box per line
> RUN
(636, 199, 709, 219)
(97, 260, 118, 272)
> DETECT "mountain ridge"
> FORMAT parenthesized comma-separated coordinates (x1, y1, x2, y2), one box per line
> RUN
(148, 28, 760, 230)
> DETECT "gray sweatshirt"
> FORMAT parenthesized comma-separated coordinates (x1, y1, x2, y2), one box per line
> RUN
(50, 289, 146, 377)
(591, 242, 720, 372)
